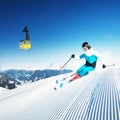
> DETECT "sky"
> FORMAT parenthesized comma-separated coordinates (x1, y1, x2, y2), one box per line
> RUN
(0, 0, 120, 70)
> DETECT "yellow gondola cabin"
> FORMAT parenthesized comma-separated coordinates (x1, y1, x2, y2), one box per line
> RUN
(20, 39, 31, 50)
(19, 26, 31, 50)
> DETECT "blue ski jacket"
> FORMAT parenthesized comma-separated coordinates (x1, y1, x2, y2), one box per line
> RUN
(77, 48, 103, 76)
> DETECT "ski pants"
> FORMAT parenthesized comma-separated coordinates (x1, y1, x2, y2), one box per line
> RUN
(77, 64, 95, 77)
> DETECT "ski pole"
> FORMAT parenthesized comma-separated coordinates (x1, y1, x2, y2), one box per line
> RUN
(106, 64, 115, 67)
(59, 54, 75, 71)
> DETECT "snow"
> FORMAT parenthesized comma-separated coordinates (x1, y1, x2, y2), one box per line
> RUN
(0, 68, 120, 120)
(0, 87, 8, 93)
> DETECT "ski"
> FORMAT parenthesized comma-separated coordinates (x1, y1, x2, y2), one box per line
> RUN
(54, 77, 70, 90)
(54, 75, 76, 90)
(54, 73, 82, 90)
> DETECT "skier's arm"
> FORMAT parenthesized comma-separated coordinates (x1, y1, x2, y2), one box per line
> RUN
(80, 54, 86, 59)
(73, 54, 86, 59)
(94, 51, 106, 68)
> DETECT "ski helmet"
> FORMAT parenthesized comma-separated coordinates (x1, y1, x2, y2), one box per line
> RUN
(82, 42, 88, 48)
(82, 42, 91, 49)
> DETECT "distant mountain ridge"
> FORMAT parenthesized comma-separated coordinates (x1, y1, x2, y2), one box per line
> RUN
(0, 69, 72, 89)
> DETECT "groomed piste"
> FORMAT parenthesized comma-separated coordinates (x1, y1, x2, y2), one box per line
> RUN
(0, 68, 119, 120)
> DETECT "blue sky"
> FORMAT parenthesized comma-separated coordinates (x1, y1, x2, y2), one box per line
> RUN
(0, 0, 120, 70)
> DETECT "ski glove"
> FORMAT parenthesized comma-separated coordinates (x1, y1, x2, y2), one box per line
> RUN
(102, 64, 106, 69)
(71, 54, 75, 58)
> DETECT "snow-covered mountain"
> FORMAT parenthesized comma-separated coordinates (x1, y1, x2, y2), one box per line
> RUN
(0, 73, 21, 89)
(2, 69, 72, 82)
(0, 67, 119, 120)
(0, 69, 72, 90)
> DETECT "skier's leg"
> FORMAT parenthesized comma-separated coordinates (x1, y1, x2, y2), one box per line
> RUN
(69, 65, 95, 82)
(70, 73, 81, 82)
(67, 65, 87, 82)
(77, 65, 95, 77)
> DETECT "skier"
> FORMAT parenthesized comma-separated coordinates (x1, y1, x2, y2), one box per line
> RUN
(55, 42, 106, 89)
(69, 42, 106, 82)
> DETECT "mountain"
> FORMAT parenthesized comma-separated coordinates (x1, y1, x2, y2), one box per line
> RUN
(0, 73, 21, 89)
(0, 67, 119, 120)
(0, 69, 72, 89)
